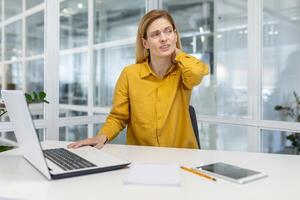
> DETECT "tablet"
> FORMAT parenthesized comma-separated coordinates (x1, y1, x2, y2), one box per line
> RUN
(196, 162, 267, 184)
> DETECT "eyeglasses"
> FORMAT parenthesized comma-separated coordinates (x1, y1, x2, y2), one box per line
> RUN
(148, 26, 175, 40)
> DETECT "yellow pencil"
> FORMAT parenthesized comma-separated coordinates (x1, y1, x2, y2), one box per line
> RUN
(181, 166, 216, 181)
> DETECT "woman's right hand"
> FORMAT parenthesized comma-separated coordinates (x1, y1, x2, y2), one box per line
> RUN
(67, 134, 108, 149)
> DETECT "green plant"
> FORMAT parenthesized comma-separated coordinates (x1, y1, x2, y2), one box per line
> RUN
(25, 91, 49, 104)
(0, 145, 14, 152)
(0, 91, 49, 117)
(0, 91, 49, 153)
(274, 91, 300, 154)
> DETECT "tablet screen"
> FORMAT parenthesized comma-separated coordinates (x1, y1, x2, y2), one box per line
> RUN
(197, 162, 260, 179)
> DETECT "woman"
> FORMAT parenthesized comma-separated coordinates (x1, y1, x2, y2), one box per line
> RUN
(68, 9, 208, 149)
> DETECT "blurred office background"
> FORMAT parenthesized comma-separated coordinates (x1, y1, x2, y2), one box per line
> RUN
(0, 0, 300, 154)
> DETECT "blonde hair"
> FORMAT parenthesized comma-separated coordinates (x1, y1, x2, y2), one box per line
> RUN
(135, 9, 182, 64)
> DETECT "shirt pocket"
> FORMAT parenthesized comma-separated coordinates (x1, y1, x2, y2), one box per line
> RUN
(130, 95, 153, 125)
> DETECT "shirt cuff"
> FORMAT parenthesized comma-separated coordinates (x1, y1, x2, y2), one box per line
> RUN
(96, 126, 116, 141)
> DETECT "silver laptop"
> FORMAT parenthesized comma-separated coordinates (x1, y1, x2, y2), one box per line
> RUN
(1, 90, 130, 180)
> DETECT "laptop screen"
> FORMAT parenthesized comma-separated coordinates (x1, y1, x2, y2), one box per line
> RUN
(2, 90, 51, 179)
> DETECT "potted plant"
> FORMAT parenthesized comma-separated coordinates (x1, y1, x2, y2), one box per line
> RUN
(0, 145, 14, 152)
(0, 91, 49, 153)
(274, 91, 300, 154)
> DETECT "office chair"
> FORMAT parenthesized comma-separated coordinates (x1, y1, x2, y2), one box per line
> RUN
(189, 105, 200, 149)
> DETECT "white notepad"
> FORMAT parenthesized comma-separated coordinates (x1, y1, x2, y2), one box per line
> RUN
(123, 162, 180, 186)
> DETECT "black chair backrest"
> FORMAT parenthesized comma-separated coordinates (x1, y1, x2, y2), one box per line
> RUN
(189, 105, 200, 149)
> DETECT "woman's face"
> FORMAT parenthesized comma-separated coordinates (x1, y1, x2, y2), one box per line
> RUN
(142, 17, 177, 59)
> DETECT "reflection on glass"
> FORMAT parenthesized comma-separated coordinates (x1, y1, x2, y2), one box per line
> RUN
(5, 21, 22, 61)
(2, 129, 44, 143)
(199, 123, 248, 152)
(0, 114, 10, 122)
(94, 123, 126, 144)
(26, 59, 45, 119)
(262, 1, 300, 121)
(26, 0, 44, 9)
(36, 128, 45, 141)
(94, 45, 135, 107)
(261, 130, 299, 155)
(163, 0, 214, 64)
(3, 131, 17, 142)
(4, 0, 22, 19)
(59, 125, 87, 141)
(94, 0, 145, 43)
(1, 102, 44, 121)
(5, 63, 22, 90)
(59, 109, 88, 118)
(59, 52, 88, 105)
(26, 59, 44, 93)
(164, 0, 248, 117)
(60, 0, 88, 49)
(26, 11, 44, 56)
(0, 0, 2, 22)
(0, 28, 2, 60)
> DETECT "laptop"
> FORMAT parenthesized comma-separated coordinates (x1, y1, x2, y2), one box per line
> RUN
(1, 90, 130, 180)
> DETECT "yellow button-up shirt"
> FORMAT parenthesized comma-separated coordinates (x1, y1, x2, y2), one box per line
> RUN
(98, 51, 208, 149)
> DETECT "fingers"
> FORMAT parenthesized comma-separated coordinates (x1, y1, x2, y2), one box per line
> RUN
(171, 51, 178, 64)
(67, 142, 77, 149)
(94, 142, 105, 149)
(67, 141, 83, 149)
(174, 48, 182, 58)
(72, 141, 84, 149)
(67, 138, 94, 149)
(67, 135, 107, 149)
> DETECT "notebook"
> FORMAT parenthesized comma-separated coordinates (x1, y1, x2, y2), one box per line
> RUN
(1, 90, 130, 180)
(123, 162, 180, 186)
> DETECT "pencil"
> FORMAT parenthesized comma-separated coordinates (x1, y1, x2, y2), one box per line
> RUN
(181, 166, 216, 181)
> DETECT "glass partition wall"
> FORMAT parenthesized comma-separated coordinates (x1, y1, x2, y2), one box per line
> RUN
(58, 0, 144, 142)
(0, 0, 300, 155)
(261, 0, 300, 154)
(0, 0, 45, 145)
(163, 0, 250, 151)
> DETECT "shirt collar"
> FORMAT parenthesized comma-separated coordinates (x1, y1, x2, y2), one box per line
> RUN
(140, 59, 177, 79)
(166, 64, 177, 76)
(140, 59, 155, 79)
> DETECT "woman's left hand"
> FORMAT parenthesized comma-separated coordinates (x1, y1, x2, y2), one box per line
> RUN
(172, 48, 181, 63)
(175, 48, 181, 56)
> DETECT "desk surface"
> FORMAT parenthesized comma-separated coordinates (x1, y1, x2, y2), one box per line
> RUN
(0, 141, 299, 200)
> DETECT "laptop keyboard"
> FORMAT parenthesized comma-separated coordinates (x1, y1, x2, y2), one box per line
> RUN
(43, 148, 97, 171)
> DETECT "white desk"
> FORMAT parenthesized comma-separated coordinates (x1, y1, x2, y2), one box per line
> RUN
(0, 141, 299, 200)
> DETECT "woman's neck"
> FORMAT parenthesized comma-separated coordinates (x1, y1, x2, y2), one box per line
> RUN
(149, 55, 172, 78)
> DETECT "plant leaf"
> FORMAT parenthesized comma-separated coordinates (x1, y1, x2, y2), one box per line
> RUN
(25, 93, 33, 103)
(42, 99, 50, 104)
(0, 145, 14, 152)
(33, 92, 38, 100)
(293, 91, 300, 104)
(39, 91, 46, 100)
(274, 105, 283, 110)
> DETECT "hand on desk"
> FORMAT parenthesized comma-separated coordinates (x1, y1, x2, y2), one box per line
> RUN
(67, 134, 108, 149)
